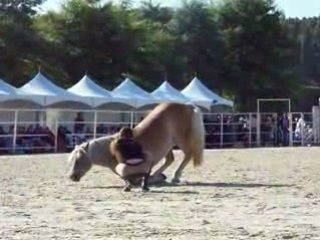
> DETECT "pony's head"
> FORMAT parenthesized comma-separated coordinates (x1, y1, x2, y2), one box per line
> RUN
(67, 142, 92, 182)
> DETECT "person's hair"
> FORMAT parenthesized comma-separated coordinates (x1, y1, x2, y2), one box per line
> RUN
(119, 127, 133, 139)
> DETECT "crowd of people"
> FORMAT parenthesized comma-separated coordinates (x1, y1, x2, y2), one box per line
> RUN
(0, 125, 55, 154)
(204, 112, 313, 148)
(0, 112, 314, 154)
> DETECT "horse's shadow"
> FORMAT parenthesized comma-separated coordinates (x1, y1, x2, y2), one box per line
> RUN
(85, 181, 295, 191)
(83, 185, 199, 194)
(150, 181, 295, 188)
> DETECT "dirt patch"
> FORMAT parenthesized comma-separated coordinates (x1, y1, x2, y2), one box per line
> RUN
(1, 147, 320, 239)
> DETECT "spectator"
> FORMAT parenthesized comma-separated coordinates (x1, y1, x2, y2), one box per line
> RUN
(74, 112, 85, 133)
(279, 112, 289, 146)
(295, 113, 305, 141)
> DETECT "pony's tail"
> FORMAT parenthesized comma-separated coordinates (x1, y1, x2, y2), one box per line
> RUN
(190, 105, 205, 167)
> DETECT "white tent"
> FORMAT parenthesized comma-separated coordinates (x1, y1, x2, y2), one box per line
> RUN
(181, 77, 234, 110)
(0, 78, 44, 108)
(19, 72, 92, 108)
(151, 81, 191, 104)
(0, 79, 18, 95)
(112, 78, 159, 108)
(67, 74, 132, 108)
(68, 74, 113, 98)
(0, 79, 48, 128)
(67, 74, 112, 107)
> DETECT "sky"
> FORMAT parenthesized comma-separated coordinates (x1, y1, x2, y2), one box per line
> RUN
(41, 0, 320, 18)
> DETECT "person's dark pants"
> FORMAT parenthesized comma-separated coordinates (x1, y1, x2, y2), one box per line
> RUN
(274, 128, 283, 146)
(282, 129, 289, 146)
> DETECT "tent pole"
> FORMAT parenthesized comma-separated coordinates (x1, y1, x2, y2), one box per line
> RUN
(12, 110, 18, 154)
(54, 120, 58, 153)
(130, 110, 134, 128)
(93, 110, 97, 139)
(220, 113, 223, 148)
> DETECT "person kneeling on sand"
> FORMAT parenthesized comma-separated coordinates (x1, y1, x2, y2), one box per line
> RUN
(110, 127, 152, 192)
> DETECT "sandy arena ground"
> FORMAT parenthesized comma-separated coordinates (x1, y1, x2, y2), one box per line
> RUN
(1, 147, 320, 240)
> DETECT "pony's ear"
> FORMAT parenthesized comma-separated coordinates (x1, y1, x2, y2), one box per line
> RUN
(83, 142, 89, 151)
(112, 132, 120, 139)
(77, 146, 86, 158)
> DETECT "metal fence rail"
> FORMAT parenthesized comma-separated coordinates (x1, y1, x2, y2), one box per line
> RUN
(0, 109, 315, 155)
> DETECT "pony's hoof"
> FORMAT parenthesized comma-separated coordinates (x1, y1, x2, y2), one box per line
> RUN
(171, 178, 180, 184)
(123, 186, 131, 192)
(148, 174, 167, 185)
(160, 173, 167, 181)
(142, 186, 150, 192)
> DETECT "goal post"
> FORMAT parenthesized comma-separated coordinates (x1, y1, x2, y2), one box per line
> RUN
(256, 98, 292, 146)
(257, 98, 291, 115)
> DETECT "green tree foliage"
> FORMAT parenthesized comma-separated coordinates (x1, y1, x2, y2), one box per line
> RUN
(218, 0, 301, 110)
(0, 0, 52, 85)
(0, 0, 318, 110)
(0, 0, 44, 18)
(169, 0, 225, 90)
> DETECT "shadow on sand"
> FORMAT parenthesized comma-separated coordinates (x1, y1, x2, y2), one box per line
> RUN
(174, 182, 295, 188)
(83, 185, 199, 194)
(84, 181, 295, 191)
(83, 186, 123, 190)
(150, 190, 199, 194)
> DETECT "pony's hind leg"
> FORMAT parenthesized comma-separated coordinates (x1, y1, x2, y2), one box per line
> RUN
(123, 180, 133, 192)
(171, 150, 192, 184)
(151, 150, 174, 177)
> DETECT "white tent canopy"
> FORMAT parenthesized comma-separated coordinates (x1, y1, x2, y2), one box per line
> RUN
(0, 78, 44, 108)
(0, 79, 18, 95)
(112, 78, 159, 108)
(0, 79, 46, 125)
(151, 81, 191, 103)
(68, 74, 113, 98)
(181, 77, 234, 110)
(67, 74, 112, 107)
(67, 74, 131, 108)
(0, 73, 235, 111)
(19, 72, 92, 107)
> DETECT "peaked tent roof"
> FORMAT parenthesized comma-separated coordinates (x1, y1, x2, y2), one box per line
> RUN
(151, 81, 190, 103)
(0, 78, 45, 107)
(112, 78, 158, 108)
(68, 75, 113, 98)
(20, 72, 69, 96)
(67, 74, 132, 107)
(181, 77, 233, 109)
(67, 74, 112, 107)
(0, 79, 18, 95)
(19, 72, 92, 107)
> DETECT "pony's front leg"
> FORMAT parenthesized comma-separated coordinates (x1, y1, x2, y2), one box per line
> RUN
(151, 150, 174, 177)
(123, 180, 133, 192)
(172, 151, 192, 183)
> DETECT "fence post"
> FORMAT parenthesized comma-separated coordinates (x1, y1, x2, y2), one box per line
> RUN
(301, 113, 304, 147)
(312, 106, 320, 145)
(289, 112, 293, 147)
(256, 112, 261, 147)
(54, 120, 58, 153)
(220, 113, 223, 148)
(93, 110, 97, 139)
(12, 110, 18, 154)
(248, 113, 252, 147)
(130, 111, 134, 128)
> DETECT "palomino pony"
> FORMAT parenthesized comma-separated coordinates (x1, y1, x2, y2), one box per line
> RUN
(67, 102, 205, 186)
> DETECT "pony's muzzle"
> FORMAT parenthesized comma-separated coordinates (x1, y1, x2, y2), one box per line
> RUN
(70, 174, 81, 182)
